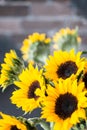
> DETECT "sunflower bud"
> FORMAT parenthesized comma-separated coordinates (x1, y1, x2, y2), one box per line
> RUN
(0, 50, 25, 91)
(20, 32, 52, 64)
(53, 27, 81, 52)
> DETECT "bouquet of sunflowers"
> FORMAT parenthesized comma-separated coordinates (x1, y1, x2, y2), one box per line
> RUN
(0, 27, 87, 130)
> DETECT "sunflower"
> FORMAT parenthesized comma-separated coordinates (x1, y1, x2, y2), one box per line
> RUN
(0, 112, 27, 130)
(41, 78, 87, 130)
(53, 28, 79, 42)
(44, 49, 85, 81)
(10, 64, 46, 113)
(20, 32, 51, 64)
(53, 27, 81, 52)
(0, 50, 24, 90)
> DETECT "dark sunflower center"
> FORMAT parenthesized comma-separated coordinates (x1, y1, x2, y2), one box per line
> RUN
(55, 92, 78, 120)
(28, 80, 40, 100)
(83, 73, 87, 89)
(10, 125, 20, 130)
(57, 61, 78, 79)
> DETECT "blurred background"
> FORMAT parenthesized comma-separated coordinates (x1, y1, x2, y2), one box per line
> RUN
(0, 0, 87, 128)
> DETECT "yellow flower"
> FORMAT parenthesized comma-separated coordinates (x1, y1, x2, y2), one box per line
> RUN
(0, 50, 24, 90)
(53, 28, 79, 43)
(0, 112, 27, 130)
(42, 78, 87, 130)
(20, 32, 51, 63)
(11, 64, 46, 113)
(53, 28, 81, 52)
(53, 28, 75, 43)
(44, 49, 85, 81)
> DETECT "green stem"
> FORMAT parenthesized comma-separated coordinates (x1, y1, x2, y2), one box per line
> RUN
(28, 117, 50, 130)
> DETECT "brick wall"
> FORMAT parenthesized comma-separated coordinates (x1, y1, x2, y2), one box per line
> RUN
(0, 0, 87, 51)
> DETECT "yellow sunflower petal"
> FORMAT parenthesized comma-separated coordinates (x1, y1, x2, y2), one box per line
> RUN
(11, 64, 45, 112)
(42, 78, 87, 130)
(44, 49, 85, 81)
